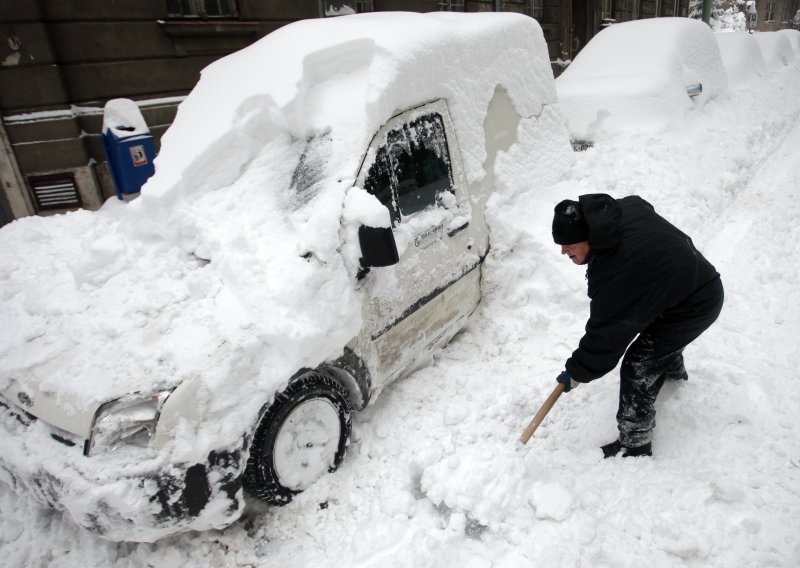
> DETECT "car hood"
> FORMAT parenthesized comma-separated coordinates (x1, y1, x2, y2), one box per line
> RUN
(0, 167, 363, 433)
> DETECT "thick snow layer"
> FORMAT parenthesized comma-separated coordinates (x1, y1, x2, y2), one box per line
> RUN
(102, 98, 150, 136)
(752, 31, 796, 70)
(557, 18, 728, 138)
(3, 15, 800, 567)
(148, 11, 554, 199)
(714, 32, 767, 87)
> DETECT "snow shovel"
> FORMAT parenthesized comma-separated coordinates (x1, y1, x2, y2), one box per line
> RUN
(519, 383, 565, 444)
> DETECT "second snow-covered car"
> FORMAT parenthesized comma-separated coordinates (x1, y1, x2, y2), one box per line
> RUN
(556, 17, 728, 141)
(0, 12, 573, 541)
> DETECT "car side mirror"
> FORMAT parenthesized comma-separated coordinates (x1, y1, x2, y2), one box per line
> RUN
(359, 225, 399, 270)
(686, 83, 703, 98)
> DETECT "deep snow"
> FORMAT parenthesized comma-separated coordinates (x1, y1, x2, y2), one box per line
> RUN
(2, 26, 800, 568)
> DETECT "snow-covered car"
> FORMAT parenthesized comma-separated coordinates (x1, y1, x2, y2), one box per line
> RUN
(556, 18, 728, 141)
(777, 28, 800, 56)
(714, 32, 768, 89)
(753, 31, 797, 70)
(0, 13, 573, 541)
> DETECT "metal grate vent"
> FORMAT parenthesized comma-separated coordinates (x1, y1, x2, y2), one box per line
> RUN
(28, 173, 82, 212)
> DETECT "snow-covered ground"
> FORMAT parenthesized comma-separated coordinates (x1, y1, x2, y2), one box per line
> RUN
(3, 36, 800, 568)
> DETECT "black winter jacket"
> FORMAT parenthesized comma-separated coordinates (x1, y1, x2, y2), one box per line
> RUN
(566, 194, 720, 382)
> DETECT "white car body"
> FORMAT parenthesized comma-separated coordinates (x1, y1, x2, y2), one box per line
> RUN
(753, 31, 797, 71)
(0, 12, 573, 541)
(714, 32, 768, 88)
(556, 18, 728, 140)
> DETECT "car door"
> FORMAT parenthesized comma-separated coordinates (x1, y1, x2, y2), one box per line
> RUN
(353, 100, 482, 388)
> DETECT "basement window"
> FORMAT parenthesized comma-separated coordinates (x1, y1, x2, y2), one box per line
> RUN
(166, 0, 238, 18)
(438, 0, 465, 10)
(321, 1, 374, 16)
(28, 173, 82, 212)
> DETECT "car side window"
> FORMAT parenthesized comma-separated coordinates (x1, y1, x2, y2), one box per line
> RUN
(364, 112, 455, 225)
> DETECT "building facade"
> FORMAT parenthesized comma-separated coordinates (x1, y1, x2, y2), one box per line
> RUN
(1, 0, 797, 227)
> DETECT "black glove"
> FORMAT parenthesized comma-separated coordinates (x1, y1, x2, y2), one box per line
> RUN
(556, 370, 580, 392)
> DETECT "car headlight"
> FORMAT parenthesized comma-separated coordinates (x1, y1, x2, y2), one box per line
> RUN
(86, 391, 171, 456)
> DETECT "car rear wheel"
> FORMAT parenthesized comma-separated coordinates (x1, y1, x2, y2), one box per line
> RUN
(244, 371, 351, 506)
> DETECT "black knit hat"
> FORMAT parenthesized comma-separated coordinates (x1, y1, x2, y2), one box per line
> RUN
(552, 199, 589, 245)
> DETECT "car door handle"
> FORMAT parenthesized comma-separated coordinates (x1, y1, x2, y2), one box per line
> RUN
(447, 221, 469, 237)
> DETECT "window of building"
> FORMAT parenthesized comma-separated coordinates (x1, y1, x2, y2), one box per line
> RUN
(364, 113, 455, 224)
(601, 0, 613, 19)
(500, 0, 543, 18)
(166, 0, 238, 18)
(765, 2, 775, 20)
(439, 0, 466, 11)
(322, 1, 374, 15)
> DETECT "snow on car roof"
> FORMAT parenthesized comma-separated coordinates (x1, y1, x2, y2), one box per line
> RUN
(148, 11, 555, 199)
(777, 29, 800, 56)
(714, 32, 768, 88)
(558, 17, 725, 84)
(556, 18, 727, 139)
(753, 31, 797, 71)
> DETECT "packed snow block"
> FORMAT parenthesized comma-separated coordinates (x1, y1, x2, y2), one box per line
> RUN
(714, 32, 768, 88)
(556, 17, 728, 139)
(101, 98, 156, 199)
(752, 32, 796, 71)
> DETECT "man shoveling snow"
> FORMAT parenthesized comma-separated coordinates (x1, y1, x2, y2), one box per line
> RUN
(551, 194, 724, 457)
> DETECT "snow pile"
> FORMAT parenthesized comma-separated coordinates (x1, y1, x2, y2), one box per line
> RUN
(556, 17, 728, 139)
(752, 31, 796, 70)
(714, 32, 767, 87)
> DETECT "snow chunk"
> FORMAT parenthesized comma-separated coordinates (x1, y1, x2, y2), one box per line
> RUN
(527, 481, 574, 521)
(420, 445, 526, 529)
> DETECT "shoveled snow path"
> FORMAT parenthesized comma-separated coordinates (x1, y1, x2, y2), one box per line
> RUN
(2, 66, 800, 567)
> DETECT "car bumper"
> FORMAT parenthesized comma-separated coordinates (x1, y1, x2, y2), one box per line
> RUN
(0, 395, 245, 542)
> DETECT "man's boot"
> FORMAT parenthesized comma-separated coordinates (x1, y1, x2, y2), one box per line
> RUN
(601, 439, 652, 458)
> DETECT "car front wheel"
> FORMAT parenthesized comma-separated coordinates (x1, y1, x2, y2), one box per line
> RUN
(244, 371, 351, 506)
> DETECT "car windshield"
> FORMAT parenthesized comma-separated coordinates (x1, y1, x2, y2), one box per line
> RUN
(289, 133, 332, 209)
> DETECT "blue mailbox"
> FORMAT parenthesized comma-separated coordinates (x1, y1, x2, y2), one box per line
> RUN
(102, 99, 156, 200)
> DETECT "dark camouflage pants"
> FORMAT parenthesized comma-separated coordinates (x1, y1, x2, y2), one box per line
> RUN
(617, 277, 724, 448)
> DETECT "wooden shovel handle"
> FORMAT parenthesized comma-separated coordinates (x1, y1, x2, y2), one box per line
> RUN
(519, 383, 566, 444)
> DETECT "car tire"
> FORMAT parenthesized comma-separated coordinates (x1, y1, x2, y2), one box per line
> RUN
(243, 371, 351, 506)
